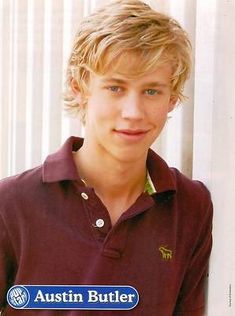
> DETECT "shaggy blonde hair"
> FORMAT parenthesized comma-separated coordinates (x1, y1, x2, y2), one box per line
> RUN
(64, 0, 192, 121)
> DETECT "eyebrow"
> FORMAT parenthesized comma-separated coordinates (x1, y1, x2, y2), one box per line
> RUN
(101, 77, 169, 88)
(101, 78, 127, 85)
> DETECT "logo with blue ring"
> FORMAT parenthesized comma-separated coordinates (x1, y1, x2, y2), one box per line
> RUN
(6, 285, 139, 310)
(7, 285, 30, 309)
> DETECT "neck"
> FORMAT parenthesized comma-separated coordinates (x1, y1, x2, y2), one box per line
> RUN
(73, 139, 148, 224)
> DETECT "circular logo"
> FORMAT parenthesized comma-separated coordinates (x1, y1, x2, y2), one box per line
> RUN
(7, 285, 30, 309)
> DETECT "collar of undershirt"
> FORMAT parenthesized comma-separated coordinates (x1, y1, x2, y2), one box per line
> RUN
(144, 170, 157, 195)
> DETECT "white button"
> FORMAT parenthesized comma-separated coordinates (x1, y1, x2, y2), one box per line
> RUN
(95, 219, 105, 228)
(81, 192, 88, 200)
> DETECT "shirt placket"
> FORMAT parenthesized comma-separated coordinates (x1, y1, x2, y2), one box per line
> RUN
(74, 184, 112, 240)
(74, 182, 156, 258)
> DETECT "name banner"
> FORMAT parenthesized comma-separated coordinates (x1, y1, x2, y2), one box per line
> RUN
(7, 285, 139, 310)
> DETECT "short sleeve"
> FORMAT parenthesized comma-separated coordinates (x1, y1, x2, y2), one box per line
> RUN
(0, 214, 16, 310)
(173, 191, 213, 315)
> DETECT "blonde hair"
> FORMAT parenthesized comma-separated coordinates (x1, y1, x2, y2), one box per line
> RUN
(64, 0, 192, 120)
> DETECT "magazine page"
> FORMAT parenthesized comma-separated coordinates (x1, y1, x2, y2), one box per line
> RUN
(0, 1, 234, 315)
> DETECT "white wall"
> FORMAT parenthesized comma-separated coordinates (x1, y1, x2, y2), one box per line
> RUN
(193, 1, 235, 314)
(0, 0, 235, 315)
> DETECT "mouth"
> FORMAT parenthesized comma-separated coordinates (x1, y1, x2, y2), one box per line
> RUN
(113, 129, 149, 141)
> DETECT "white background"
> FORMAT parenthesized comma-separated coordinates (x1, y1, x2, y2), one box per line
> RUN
(0, 1, 235, 315)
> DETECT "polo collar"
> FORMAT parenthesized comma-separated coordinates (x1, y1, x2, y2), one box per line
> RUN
(146, 149, 176, 194)
(42, 136, 177, 197)
(42, 136, 83, 183)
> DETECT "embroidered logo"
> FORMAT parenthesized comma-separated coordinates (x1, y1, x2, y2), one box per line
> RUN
(159, 246, 173, 260)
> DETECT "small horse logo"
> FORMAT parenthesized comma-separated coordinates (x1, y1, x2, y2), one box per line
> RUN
(159, 246, 173, 260)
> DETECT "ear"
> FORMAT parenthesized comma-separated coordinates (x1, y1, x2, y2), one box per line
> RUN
(168, 95, 178, 113)
(70, 78, 83, 104)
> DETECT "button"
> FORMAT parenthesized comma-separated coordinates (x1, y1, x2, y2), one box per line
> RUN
(81, 192, 88, 200)
(95, 219, 105, 228)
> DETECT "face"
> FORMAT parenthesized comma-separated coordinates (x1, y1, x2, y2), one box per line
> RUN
(73, 61, 177, 163)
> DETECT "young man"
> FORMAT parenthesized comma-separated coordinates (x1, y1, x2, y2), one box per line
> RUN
(0, 0, 212, 315)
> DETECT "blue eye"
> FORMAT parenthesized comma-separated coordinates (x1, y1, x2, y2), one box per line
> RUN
(109, 86, 122, 93)
(145, 89, 158, 96)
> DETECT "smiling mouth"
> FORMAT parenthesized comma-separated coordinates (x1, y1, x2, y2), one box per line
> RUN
(115, 129, 148, 134)
(113, 129, 149, 141)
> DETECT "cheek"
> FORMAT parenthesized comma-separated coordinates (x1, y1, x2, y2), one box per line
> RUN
(85, 98, 115, 124)
(149, 105, 170, 123)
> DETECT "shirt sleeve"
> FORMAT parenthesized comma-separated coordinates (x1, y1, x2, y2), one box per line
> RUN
(173, 191, 213, 316)
(0, 214, 16, 310)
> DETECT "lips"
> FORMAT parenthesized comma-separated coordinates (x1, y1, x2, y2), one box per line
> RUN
(113, 129, 149, 141)
(115, 129, 148, 135)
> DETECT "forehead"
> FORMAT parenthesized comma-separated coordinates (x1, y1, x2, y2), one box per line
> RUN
(102, 50, 173, 76)
(94, 62, 173, 89)
(97, 51, 173, 85)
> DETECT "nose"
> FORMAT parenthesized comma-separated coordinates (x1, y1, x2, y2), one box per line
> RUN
(121, 92, 144, 120)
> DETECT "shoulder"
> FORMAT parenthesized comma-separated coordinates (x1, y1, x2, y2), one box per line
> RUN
(0, 166, 43, 210)
(170, 167, 211, 203)
(147, 149, 211, 208)
(0, 165, 42, 191)
(169, 168, 213, 230)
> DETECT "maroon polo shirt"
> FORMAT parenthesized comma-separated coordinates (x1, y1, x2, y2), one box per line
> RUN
(0, 136, 213, 315)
